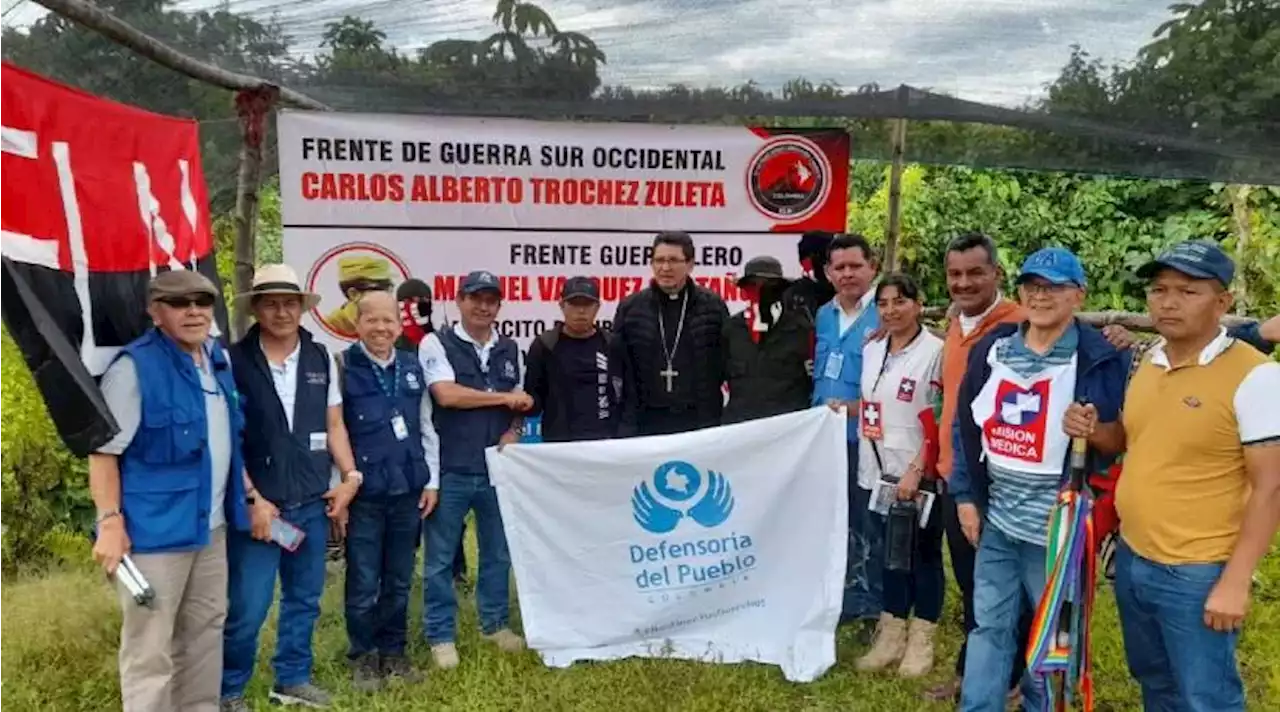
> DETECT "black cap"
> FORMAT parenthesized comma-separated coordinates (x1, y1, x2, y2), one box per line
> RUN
(561, 276, 600, 302)
(736, 255, 786, 287)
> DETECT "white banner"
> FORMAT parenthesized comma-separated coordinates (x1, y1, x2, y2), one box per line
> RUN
(485, 407, 849, 682)
(277, 111, 849, 348)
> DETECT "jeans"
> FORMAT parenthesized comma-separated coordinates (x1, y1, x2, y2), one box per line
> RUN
(943, 491, 1032, 684)
(880, 498, 945, 622)
(1114, 539, 1244, 712)
(221, 501, 328, 698)
(453, 521, 467, 579)
(423, 472, 513, 644)
(960, 525, 1047, 712)
(842, 483, 884, 621)
(344, 493, 421, 658)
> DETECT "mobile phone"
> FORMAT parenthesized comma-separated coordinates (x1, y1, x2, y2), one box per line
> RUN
(270, 518, 306, 552)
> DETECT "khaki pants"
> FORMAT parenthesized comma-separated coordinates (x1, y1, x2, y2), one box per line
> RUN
(117, 527, 228, 712)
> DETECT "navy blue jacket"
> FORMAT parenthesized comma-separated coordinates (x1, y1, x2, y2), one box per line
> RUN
(433, 329, 520, 475)
(116, 330, 249, 553)
(949, 320, 1132, 512)
(230, 326, 332, 507)
(342, 345, 431, 497)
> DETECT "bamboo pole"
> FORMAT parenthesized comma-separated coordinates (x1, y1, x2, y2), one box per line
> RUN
(919, 307, 1255, 332)
(31, 0, 330, 110)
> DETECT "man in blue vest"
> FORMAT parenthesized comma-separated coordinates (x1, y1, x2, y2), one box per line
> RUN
(220, 265, 361, 710)
(341, 290, 440, 691)
(89, 270, 259, 712)
(419, 269, 533, 669)
(811, 233, 883, 624)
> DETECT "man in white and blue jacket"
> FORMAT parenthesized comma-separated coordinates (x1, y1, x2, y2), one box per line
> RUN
(949, 247, 1131, 712)
(811, 233, 882, 623)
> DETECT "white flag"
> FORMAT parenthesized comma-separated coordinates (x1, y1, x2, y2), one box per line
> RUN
(485, 406, 849, 682)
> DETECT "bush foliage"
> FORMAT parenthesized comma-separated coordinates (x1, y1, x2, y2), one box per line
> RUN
(2, 169, 1276, 571)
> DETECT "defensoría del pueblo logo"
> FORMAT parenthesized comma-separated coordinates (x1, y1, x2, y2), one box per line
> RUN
(631, 460, 734, 534)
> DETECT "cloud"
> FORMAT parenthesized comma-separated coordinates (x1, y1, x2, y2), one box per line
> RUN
(7, 0, 1174, 107)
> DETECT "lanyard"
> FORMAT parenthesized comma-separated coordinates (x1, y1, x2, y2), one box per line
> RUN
(370, 357, 399, 402)
(868, 325, 922, 478)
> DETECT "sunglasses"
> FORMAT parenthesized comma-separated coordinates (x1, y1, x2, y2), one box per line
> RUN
(157, 293, 216, 309)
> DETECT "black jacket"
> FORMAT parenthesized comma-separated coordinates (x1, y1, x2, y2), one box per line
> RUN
(721, 300, 814, 425)
(614, 281, 728, 435)
(523, 327, 621, 442)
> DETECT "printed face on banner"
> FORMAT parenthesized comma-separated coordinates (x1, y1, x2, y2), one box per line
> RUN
(304, 241, 412, 341)
(628, 460, 755, 603)
(982, 380, 1051, 462)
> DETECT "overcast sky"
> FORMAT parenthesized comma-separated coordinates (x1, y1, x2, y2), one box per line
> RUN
(3, 0, 1174, 106)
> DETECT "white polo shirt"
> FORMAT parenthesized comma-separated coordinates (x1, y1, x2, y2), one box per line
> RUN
(856, 330, 944, 490)
(418, 323, 527, 387)
(260, 339, 342, 430)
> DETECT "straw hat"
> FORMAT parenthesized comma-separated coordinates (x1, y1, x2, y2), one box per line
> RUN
(233, 264, 321, 311)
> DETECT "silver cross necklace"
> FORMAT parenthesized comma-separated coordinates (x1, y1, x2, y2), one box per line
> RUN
(656, 289, 689, 393)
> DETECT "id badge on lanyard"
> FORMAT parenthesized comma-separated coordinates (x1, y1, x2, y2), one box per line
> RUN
(391, 413, 409, 441)
(823, 352, 844, 381)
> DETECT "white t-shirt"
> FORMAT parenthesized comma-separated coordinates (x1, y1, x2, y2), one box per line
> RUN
(856, 330, 944, 490)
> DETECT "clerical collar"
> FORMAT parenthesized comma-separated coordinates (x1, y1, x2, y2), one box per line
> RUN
(651, 280, 690, 300)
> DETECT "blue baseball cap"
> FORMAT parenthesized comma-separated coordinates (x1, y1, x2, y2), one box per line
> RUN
(1017, 247, 1086, 288)
(1136, 240, 1234, 287)
(460, 270, 501, 296)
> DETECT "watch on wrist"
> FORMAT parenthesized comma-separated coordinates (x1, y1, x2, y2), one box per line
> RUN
(96, 509, 122, 525)
(345, 470, 364, 486)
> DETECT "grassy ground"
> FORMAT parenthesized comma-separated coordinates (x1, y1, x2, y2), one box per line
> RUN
(3, 539, 1278, 712)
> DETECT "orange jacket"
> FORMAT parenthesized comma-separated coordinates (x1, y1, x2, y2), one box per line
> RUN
(936, 298, 1025, 479)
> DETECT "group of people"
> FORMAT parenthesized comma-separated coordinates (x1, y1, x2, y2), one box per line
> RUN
(87, 227, 1279, 712)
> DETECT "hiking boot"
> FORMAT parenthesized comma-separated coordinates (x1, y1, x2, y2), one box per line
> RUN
(269, 681, 333, 708)
(220, 697, 250, 712)
(855, 613, 908, 672)
(897, 618, 937, 678)
(482, 628, 526, 653)
(350, 653, 383, 693)
(431, 642, 460, 670)
(922, 676, 962, 702)
(381, 653, 425, 684)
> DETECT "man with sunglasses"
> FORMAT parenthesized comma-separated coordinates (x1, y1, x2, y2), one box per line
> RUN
(89, 270, 265, 712)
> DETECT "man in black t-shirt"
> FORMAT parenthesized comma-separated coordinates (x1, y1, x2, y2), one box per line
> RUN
(524, 277, 621, 442)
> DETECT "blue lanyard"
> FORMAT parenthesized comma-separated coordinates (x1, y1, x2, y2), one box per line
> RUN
(371, 357, 399, 401)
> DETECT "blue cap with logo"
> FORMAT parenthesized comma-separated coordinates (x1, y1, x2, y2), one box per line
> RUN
(1017, 246, 1087, 288)
(460, 270, 501, 296)
(1136, 240, 1234, 287)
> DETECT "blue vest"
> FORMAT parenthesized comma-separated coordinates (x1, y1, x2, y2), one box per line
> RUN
(811, 296, 881, 443)
(342, 345, 431, 498)
(116, 329, 248, 553)
(434, 328, 520, 475)
(230, 326, 332, 507)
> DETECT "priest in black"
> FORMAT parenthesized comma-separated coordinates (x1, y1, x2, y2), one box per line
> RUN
(615, 231, 729, 437)
(722, 256, 815, 424)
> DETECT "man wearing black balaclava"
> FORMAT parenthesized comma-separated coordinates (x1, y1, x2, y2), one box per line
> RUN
(391, 278, 468, 588)
(783, 230, 836, 318)
(722, 255, 815, 424)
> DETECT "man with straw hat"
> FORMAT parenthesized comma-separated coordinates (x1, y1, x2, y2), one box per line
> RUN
(220, 264, 361, 710)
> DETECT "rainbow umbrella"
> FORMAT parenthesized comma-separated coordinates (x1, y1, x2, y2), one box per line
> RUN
(1027, 435, 1097, 712)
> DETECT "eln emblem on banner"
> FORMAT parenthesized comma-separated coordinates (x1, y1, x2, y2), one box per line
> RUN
(745, 136, 832, 221)
(984, 380, 1050, 462)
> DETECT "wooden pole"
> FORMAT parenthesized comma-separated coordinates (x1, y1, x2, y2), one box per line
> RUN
(231, 88, 277, 339)
(884, 116, 907, 271)
(1228, 185, 1252, 315)
(919, 306, 1255, 332)
(32, 0, 330, 110)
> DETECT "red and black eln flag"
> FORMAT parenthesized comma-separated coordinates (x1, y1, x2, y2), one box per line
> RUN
(1, 62, 228, 456)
